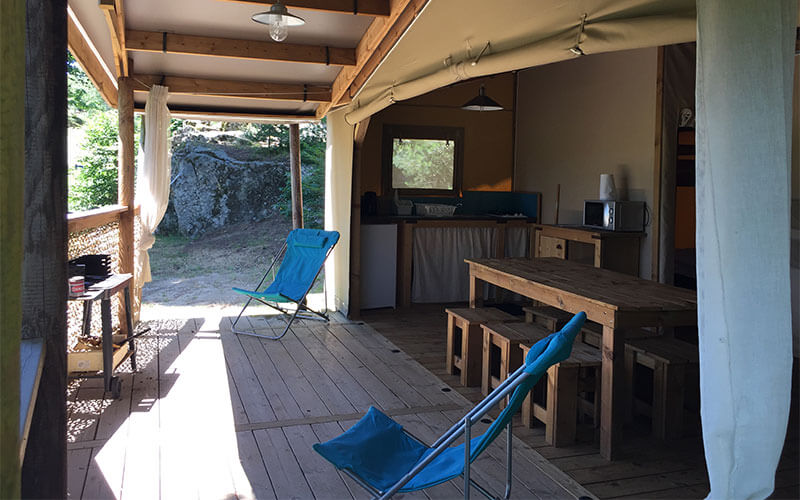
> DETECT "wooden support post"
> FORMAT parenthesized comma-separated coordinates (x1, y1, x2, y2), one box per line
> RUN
(348, 117, 370, 319)
(117, 76, 135, 332)
(289, 123, 303, 229)
(19, 0, 68, 497)
(0, 0, 25, 496)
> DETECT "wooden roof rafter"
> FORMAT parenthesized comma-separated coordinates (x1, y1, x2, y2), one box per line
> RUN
(216, 0, 390, 17)
(316, 0, 429, 119)
(98, 0, 128, 77)
(133, 105, 318, 123)
(131, 74, 331, 103)
(67, 6, 118, 106)
(125, 30, 356, 67)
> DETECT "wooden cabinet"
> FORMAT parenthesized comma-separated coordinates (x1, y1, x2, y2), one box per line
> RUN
(532, 224, 643, 276)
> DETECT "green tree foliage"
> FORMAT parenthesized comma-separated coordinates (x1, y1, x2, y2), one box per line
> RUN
(69, 110, 120, 210)
(391, 138, 454, 189)
(274, 121, 327, 228)
(67, 52, 108, 127)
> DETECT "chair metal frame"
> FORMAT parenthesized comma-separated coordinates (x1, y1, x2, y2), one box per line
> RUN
(232, 237, 335, 340)
(337, 363, 532, 500)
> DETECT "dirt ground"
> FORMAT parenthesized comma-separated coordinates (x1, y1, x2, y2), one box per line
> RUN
(142, 215, 296, 316)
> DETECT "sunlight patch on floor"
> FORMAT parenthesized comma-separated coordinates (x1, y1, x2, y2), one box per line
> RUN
(92, 314, 256, 499)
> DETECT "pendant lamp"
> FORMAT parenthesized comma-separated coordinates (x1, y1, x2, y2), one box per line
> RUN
(461, 85, 503, 111)
(252, 2, 305, 42)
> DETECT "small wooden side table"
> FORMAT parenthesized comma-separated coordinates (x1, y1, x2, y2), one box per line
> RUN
(69, 273, 136, 398)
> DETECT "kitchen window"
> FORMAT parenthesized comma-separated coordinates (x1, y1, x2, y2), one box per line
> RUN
(382, 125, 464, 196)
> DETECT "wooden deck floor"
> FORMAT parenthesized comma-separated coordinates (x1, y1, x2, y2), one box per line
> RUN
(361, 304, 800, 500)
(67, 311, 593, 499)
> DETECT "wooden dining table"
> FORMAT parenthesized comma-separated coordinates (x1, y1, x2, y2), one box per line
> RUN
(465, 257, 698, 460)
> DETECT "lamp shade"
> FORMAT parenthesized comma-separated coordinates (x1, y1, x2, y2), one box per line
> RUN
(252, 3, 305, 27)
(461, 86, 503, 111)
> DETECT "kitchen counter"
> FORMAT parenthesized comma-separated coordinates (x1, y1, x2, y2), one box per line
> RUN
(362, 214, 537, 223)
(374, 216, 539, 307)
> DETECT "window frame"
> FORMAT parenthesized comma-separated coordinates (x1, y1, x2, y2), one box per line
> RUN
(381, 124, 464, 197)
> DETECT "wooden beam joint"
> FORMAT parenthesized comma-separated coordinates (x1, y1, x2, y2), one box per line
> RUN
(126, 30, 356, 67)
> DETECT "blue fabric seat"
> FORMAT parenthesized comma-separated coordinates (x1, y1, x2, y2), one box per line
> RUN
(232, 228, 339, 339)
(313, 311, 587, 498)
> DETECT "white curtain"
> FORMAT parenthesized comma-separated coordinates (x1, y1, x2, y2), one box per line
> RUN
(135, 85, 171, 285)
(695, 1, 795, 498)
(412, 227, 496, 303)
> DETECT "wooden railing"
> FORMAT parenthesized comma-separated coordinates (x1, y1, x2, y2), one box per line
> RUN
(67, 204, 128, 233)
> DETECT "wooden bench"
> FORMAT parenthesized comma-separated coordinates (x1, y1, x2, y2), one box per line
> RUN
(522, 305, 572, 331)
(625, 337, 699, 440)
(520, 340, 602, 447)
(445, 307, 517, 386)
(580, 321, 658, 349)
(479, 321, 550, 406)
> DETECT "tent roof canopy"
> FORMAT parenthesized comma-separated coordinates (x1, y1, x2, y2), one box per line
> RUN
(68, 0, 699, 123)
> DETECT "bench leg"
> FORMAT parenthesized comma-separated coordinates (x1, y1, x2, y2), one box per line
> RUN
(463, 324, 484, 387)
(521, 392, 534, 428)
(446, 315, 457, 376)
(653, 363, 686, 440)
(546, 364, 579, 447)
(624, 349, 636, 424)
(482, 331, 491, 396)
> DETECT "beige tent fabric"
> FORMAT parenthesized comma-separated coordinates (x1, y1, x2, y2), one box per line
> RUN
(345, 1, 695, 124)
(324, 109, 354, 313)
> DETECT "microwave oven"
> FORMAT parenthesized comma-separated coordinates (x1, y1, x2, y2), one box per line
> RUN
(583, 200, 645, 232)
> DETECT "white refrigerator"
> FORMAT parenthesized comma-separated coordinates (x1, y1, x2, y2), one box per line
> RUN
(360, 224, 397, 309)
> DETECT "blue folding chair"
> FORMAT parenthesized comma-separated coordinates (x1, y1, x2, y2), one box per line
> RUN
(232, 228, 340, 340)
(313, 312, 587, 499)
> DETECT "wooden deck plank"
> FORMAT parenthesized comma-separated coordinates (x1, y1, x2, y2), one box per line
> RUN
(158, 314, 239, 500)
(72, 308, 705, 500)
(235, 430, 278, 500)
(324, 324, 442, 408)
(291, 322, 378, 411)
(67, 448, 92, 499)
(119, 332, 160, 500)
(283, 424, 356, 500)
(281, 328, 358, 415)
(245, 316, 332, 418)
(219, 316, 277, 423)
(80, 370, 133, 499)
(305, 323, 407, 410)
(254, 427, 315, 500)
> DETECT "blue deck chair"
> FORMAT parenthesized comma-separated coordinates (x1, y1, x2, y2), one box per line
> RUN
(232, 229, 340, 340)
(313, 312, 587, 499)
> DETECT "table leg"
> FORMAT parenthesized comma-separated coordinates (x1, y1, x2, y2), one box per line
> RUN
(82, 301, 92, 337)
(600, 325, 625, 460)
(123, 285, 136, 372)
(100, 297, 113, 393)
(469, 275, 484, 308)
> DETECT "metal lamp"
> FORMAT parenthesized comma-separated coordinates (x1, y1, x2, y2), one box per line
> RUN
(252, 2, 305, 43)
(461, 85, 503, 111)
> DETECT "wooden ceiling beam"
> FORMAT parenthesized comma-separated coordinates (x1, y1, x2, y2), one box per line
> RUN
(316, 0, 428, 119)
(126, 30, 356, 67)
(98, 0, 128, 76)
(133, 105, 318, 123)
(131, 74, 331, 103)
(216, 0, 390, 17)
(67, 7, 118, 106)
